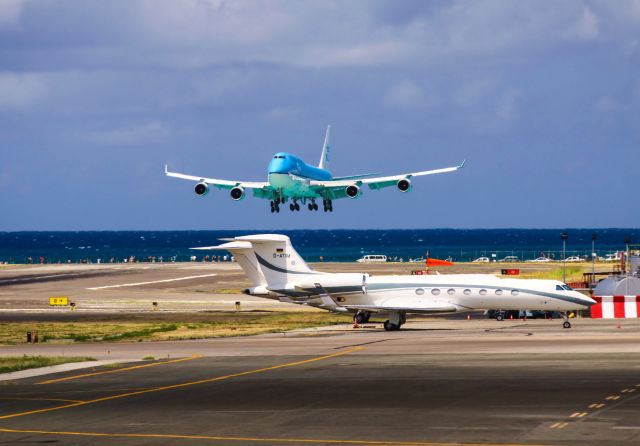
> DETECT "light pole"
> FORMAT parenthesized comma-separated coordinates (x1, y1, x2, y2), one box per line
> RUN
(561, 232, 568, 283)
(624, 235, 632, 274)
(591, 233, 597, 284)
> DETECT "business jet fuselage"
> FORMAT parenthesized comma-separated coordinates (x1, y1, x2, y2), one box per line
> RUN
(166, 126, 464, 213)
(196, 234, 596, 331)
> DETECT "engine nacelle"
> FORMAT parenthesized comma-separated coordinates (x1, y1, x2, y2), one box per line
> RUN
(230, 186, 246, 201)
(345, 185, 361, 199)
(194, 182, 209, 196)
(397, 178, 412, 193)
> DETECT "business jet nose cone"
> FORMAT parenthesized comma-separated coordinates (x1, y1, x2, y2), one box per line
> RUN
(577, 293, 596, 307)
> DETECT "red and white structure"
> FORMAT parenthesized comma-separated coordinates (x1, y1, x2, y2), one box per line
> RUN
(591, 276, 640, 319)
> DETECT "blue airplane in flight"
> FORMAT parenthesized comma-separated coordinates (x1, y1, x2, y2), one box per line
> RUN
(165, 126, 465, 213)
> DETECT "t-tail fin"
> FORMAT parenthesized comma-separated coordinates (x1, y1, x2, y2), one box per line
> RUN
(233, 234, 318, 287)
(318, 125, 330, 170)
(191, 241, 266, 288)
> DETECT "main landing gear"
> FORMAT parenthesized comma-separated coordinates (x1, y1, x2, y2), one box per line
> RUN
(353, 310, 371, 324)
(383, 313, 406, 331)
(270, 199, 281, 213)
(272, 198, 328, 212)
(289, 201, 301, 211)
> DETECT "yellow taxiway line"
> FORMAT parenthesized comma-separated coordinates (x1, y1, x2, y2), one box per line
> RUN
(0, 427, 552, 446)
(0, 347, 363, 421)
(37, 355, 202, 385)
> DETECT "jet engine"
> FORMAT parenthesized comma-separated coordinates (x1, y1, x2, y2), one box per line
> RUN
(397, 178, 412, 193)
(230, 186, 246, 201)
(345, 185, 361, 199)
(194, 182, 209, 196)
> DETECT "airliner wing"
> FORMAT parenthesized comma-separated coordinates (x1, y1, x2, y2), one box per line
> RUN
(309, 160, 465, 191)
(164, 165, 268, 190)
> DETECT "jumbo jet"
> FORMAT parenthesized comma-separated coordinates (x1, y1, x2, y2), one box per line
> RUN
(165, 126, 465, 213)
(194, 234, 595, 331)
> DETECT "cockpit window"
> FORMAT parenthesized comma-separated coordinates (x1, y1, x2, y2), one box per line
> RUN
(556, 284, 573, 291)
(556, 285, 563, 291)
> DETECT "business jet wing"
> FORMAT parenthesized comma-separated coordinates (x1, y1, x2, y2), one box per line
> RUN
(165, 165, 268, 190)
(341, 303, 458, 314)
(308, 160, 465, 195)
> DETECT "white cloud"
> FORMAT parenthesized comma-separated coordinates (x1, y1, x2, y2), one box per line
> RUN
(454, 77, 497, 107)
(594, 95, 622, 112)
(567, 6, 599, 41)
(261, 107, 300, 121)
(0, 0, 24, 29)
(383, 79, 431, 109)
(0, 72, 47, 111)
(80, 122, 169, 145)
(495, 87, 519, 119)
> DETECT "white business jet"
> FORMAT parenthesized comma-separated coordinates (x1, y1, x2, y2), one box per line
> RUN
(194, 234, 595, 331)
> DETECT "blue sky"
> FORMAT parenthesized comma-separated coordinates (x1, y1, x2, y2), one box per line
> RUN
(0, 0, 638, 230)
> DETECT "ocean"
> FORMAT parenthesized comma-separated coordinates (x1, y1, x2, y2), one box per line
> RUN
(0, 229, 637, 264)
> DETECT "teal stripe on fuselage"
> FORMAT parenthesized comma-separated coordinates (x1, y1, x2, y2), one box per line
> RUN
(268, 153, 332, 181)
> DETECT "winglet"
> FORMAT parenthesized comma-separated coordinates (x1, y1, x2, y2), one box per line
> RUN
(458, 159, 466, 169)
(164, 164, 169, 175)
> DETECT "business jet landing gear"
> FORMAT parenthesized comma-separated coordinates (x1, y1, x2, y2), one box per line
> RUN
(307, 200, 319, 211)
(354, 310, 371, 324)
(383, 312, 404, 331)
(322, 199, 333, 212)
(289, 201, 300, 211)
(562, 312, 572, 329)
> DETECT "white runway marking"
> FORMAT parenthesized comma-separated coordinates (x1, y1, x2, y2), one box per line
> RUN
(87, 274, 217, 290)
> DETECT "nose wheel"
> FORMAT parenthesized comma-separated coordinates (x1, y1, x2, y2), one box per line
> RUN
(561, 312, 572, 329)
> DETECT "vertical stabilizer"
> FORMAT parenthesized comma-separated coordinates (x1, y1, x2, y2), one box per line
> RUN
(319, 125, 331, 170)
(191, 241, 266, 287)
(235, 234, 317, 286)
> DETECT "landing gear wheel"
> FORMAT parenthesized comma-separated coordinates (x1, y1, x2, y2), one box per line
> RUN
(496, 314, 504, 321)
(289, 204, 295, 211)
(308, 203, 313, 211)
(354, 311, 369, 324)
(562, 321, 571, 329)
(383, 320, 400, 331)
(295, 203, 300, 211)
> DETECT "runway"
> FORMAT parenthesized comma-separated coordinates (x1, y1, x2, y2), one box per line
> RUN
(1, 319, 639, 445)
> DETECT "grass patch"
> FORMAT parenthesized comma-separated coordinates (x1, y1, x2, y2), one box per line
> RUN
(518, 266, 584, 282)
(0, 312, 352, 345)
(0, 355, 95, 373)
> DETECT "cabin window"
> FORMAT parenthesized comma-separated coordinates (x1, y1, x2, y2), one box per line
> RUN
(511, 289, 519, 296)
(447, 288, 455, 295)
(415, 288, 425, 295)
(479, 289, 487, 295)
(431, 288, 441, 295)
(495, 289, 503, 295)
(463, 289, 471, 295)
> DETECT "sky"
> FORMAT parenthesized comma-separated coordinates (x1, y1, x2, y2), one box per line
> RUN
(0, 0, 639, 230)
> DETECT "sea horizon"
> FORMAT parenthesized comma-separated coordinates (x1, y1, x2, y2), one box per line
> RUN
(1, 228, 637, 264)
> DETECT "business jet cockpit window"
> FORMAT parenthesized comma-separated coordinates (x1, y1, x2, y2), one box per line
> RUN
(556, 284, 573, 291)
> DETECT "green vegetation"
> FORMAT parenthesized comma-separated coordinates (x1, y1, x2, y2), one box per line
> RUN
(0, 312, 352, 345)
(519, 266, 584, 282)
(0, 355, 95, 373)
